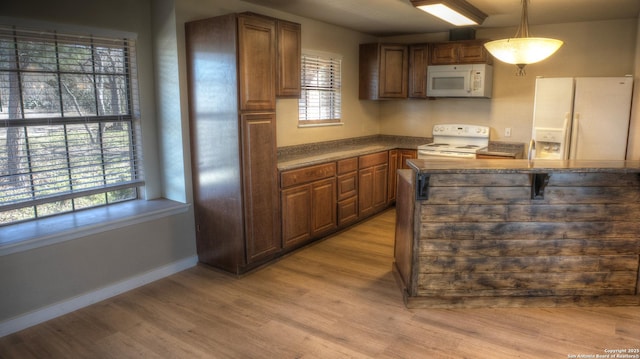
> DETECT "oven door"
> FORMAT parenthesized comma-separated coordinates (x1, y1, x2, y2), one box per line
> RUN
(418, 150, 476, 159)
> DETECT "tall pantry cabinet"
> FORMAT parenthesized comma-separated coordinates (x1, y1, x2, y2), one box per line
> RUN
(185, 13, 283, 274)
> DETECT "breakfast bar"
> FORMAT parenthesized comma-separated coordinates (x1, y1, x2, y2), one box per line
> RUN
(394, 159, 640, 308)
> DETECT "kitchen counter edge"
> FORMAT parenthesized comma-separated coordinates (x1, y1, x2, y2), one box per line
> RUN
(407, 158, 640, 173)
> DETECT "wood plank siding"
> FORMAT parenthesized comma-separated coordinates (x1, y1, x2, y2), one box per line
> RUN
(395, 164, 640, 308)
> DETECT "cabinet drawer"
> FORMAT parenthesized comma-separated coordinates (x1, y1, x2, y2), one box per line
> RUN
(338, 196, 358, 226)
(337, 157, 358, 174)
(337, 172, 357, 201)
(281, 162, 336, 188)
(359, 151, 388, 168)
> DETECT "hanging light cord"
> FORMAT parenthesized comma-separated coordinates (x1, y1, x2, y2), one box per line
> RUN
(514, 0, 530, 38)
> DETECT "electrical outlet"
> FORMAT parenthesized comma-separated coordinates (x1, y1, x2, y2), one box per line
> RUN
(505, 128, 512, 137)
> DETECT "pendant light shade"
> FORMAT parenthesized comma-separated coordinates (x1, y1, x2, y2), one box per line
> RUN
(484, 0, 563, 75)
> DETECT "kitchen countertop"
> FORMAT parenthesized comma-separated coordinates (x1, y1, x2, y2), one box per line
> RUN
(277, 135, 430, 171)
(477, 142, 525, 158)
(278, 135, 526, 171)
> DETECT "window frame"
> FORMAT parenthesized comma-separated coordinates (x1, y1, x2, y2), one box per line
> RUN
(298, 50, 342, 127)
(0, 23, 144, 226)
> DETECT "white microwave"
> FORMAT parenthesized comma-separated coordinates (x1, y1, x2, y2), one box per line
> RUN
(427, 64, 493, 98)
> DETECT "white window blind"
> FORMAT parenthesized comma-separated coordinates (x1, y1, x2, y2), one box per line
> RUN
(299, 51, 341, 124)
(0, 24, 143, 225)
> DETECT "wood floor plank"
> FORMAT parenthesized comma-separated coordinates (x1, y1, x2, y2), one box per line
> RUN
(1, 209, 640, 358)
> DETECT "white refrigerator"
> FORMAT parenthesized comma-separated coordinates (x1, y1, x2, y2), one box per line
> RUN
(531, 76, 633, 160)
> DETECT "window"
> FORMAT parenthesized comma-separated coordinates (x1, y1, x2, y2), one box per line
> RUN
(0, 25, 143, 225)
(298, 51, 341, 125)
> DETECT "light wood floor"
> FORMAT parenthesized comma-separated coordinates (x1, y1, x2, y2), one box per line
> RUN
(2, 209, 640, 358)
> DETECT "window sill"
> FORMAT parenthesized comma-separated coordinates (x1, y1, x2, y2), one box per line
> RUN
(298, 122, 344, 128)
(0, 199, 191, 257)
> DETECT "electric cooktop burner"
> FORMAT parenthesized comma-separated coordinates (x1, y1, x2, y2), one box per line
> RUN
(417, 124, 490, 158)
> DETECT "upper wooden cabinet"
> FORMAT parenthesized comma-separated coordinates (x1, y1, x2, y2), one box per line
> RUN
(430, 40, 492, 65)
(359, 43, 408, 100)
(276, 19, 301, 97)
(237, 14, 277, 111)
(408, 44, 429, 99)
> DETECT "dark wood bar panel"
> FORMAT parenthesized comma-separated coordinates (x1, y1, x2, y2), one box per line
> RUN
(394, 159, 640, 308)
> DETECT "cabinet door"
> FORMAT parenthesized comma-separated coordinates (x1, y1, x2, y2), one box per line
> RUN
(458, 42, 489, 63)
(379, 44, 408, 98)
(241, 113, 281, 262)
(311, 178, 337, 236)
(387, 149, 398, 203)
(372, 163, 389, 211)
(399, 149, 417, 169)
(359, 164, 388, 218)
(359, 167, 374, 217)
(281, 184, 312, 248)
(238, 15, 276, 111)
(338, 196, 358, 226)
(430, 43, 458, 64)
(408, 44, 429, 98)
(276, 20, 301, 97)
(337, 172, 357, 201)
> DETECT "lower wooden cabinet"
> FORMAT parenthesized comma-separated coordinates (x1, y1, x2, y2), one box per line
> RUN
(337, 157, 359, 226)
(281, 185, 312, 247)
(388, 150, 399, 203)
(359, 151, 388, 218)
(281, 164, 337, 248)
(388, 149, 417, 204)
(311, 178, 337, 235)
(280, 149, 406, 250)
(399, 149, 417, 169)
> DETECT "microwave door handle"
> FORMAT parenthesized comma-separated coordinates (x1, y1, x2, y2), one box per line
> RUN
(468, 70, 473, 93)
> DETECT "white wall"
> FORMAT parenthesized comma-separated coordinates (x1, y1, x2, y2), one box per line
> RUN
(0, 0, 197, 329)
(378, 19, 638, 144)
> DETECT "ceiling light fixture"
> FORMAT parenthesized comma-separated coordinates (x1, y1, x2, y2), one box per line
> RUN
(410, 0, 487, 26)
(484, 0, 563, 76)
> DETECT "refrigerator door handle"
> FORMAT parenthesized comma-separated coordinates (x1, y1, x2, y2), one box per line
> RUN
(570, 113, 580, 159)
(562, 114, 571, 159)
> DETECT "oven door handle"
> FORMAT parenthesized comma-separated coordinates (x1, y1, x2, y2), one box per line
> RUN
(418, 150, 476, 159)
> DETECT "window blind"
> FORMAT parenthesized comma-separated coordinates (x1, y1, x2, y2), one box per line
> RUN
(299, 52, 341, 123)
(0, 25, 143, 224)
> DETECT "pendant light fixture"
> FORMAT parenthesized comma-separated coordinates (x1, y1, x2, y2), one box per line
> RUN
(411, 0, 487, 26)
(484, 0, 563, 75)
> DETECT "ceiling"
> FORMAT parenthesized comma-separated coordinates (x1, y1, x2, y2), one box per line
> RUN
(242, 0, 640, 36)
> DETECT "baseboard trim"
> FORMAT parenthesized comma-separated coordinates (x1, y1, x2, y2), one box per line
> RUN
(0, 255, 198, 337)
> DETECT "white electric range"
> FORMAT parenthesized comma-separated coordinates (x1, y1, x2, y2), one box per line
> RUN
(417, 124, 490, 159)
